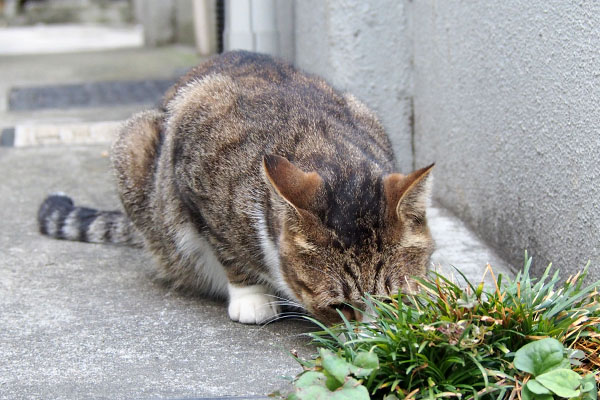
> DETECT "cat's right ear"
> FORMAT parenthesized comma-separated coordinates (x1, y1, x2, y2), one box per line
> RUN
(383, 164, 434, 223)
(262, 155, 323, 213)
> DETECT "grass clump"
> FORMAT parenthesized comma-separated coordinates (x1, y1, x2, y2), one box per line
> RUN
(283, 253, 600, 399)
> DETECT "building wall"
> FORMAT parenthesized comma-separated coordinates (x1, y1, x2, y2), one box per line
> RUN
(134, 0, 197, 46)
(292, 0, 600, 280)
(224, 0, 294, 61)
(294, 0, 414, 173)
(411, 1, 600, 279)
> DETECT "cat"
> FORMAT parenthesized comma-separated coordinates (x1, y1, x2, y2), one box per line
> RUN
(38, 50, 435, 325)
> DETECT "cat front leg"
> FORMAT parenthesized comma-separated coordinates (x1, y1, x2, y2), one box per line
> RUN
(227, 283, 280, 324)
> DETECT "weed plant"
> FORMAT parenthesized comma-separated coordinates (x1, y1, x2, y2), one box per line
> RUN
(284, 253, 600, 399)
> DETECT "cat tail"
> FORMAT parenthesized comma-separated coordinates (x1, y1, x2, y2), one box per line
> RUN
(37, 193, 142, 247)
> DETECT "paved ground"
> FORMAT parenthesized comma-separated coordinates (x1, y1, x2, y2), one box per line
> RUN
(0, 145, 315, 399)
(0, 44, 513, 399)
(0, 144, 512, 399)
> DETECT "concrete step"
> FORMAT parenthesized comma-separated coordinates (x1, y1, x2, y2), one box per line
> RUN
(1, 0, 133, 27)
(8, 78, 174, 111)
(0, 46, 205, 131)
(0, 24, 143, 55)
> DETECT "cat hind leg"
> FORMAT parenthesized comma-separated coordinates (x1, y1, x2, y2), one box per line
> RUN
(111, 109, 164, 228)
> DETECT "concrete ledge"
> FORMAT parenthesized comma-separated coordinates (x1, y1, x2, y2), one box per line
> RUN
(0, 24, 143, 55)
(8, 121, 120, 147)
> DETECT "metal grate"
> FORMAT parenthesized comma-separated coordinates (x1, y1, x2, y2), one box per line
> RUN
(8, 78, 176, 111)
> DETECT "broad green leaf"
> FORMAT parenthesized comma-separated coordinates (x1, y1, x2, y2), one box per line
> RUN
(521, 385, 532, 400)
(558, 358, 574, 370)
(330, 378, 370, 400)
(567, 348, 586, 361)
(521, 384, 553, 400)
(320, 349, 352, 384)
(535, 392, 554, 399)
(293, 371, 370, 400)
(349, 352, 377, 378)
(348, 366, 374, 378)
(526, 380, 551, 395)
(323, 370, 343, 391)
(296, 371, 328, 388)
(296, 384, 331, 400)
(535, 369, 581, 398)
(580, 374, 598, 400)
(294, 371, 333, 400)
(514, 338, 565, 376)
(354, 351, 379, 370)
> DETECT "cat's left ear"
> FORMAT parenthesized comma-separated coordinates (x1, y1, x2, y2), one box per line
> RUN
(383, 164, 434, 222)
(263, 154, 323, 213)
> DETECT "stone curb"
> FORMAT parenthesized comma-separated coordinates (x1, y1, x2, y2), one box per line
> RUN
(1, 121, 121, 147)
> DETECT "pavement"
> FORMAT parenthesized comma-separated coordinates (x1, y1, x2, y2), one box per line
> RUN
(0, 144, 314, 399)
(0, 40, 513, 399)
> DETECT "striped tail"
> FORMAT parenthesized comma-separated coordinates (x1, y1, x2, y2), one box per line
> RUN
(37, 194, 141, 246)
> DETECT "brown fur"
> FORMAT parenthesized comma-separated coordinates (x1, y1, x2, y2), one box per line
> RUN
(43, 51, 435, 325)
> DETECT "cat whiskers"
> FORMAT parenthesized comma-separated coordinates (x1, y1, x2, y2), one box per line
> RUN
(257, 311, 312, 331)
(264, 294, 306, 311)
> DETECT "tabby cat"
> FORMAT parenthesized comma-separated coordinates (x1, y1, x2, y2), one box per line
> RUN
(38, 51, 434, 325)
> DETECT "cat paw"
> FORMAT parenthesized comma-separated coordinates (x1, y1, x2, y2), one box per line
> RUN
(227, 284, 280, 324)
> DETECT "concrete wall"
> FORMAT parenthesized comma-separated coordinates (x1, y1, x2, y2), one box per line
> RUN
(134, 0, 198, 46)
(224, 0, 294, 62)
(293, 0, 600, 280)
(411, 2, 600, 279)
(294, 0, 414, 173)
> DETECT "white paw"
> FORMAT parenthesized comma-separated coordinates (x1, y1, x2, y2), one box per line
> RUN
(227, 284, 280, 324)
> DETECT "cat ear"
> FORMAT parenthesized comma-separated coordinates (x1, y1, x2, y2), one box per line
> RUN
(383, 164, 434, 222)
(263, 154, 323, 212)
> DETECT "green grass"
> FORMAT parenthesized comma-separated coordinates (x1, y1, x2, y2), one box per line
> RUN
(281, 253, 600, 399)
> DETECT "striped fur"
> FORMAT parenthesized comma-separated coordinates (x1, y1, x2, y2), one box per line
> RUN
(38, 51, 435, 325)
(38, 194, 140, 245)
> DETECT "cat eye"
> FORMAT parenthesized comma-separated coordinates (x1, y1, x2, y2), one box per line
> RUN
(408, 213, 425, 226)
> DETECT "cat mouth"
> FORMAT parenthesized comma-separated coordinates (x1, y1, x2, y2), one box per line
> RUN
(311, 302, 368, 325)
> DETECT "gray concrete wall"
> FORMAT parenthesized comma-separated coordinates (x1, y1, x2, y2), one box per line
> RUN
(134, 0, 198, 46)
(411, 1, 600, 279)
(294, 0, 414, 173)
(292, 0, 600, 281)
(224, 0, 294, 61)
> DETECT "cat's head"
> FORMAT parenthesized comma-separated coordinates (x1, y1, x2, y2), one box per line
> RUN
(263, 155, 435, 325)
